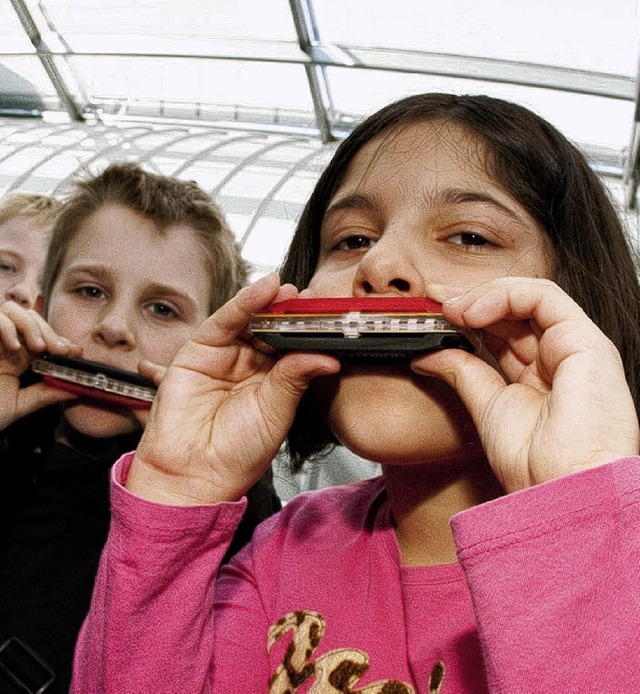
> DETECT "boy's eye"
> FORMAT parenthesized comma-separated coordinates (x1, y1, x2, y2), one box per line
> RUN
(449, 232, 491, 246)
(0, 262, 17, 274)
(334, 235, 376, 251)
(77, 285, 105, 299)
(148, 302, 177, 319)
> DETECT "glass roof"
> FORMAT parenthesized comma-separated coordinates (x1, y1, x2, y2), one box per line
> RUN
(0, 0, 638, 273)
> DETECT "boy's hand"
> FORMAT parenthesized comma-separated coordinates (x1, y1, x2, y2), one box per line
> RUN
(0, 301, 80, 430)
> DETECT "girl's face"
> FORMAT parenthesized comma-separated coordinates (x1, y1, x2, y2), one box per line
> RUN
(307, 120, 555, 465)
(46, 204, 211, 438)
(0, 214, 49, 310)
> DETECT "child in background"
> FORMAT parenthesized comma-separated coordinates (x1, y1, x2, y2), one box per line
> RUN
(0, 163, 280, 694)
(73, 95, 640, 692)
(0, 191, 61, 309)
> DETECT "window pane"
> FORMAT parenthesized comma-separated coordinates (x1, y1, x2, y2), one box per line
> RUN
(0, 3, 36, 52)
(315, 0, 637, 75)
(67, 57, 314, 123)
(326, 67, 633, 156)
(0, 58, 62, 112)
(39, 0, 298, 43)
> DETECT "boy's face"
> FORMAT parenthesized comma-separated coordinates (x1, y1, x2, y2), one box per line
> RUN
(0, 214, 49, 310)
(46, 203, 212, 438)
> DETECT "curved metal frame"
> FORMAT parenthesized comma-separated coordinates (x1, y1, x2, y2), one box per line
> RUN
(2, 0, 637, 205)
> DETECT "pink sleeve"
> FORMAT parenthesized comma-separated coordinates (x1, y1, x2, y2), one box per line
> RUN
(71, 453, 248, 694)
(452, 457, 640, 692)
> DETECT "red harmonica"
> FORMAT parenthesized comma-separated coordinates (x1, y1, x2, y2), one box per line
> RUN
(31, 354, 157, 409)
(249, 297, 472, 357)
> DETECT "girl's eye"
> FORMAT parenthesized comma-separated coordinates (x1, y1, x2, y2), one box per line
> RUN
(148, 302, 177, 319)
(334, 235, 376, 251)
(0, 262, 17, 274)
(448, 232, 492, 247)
(76, 285, 105, 299)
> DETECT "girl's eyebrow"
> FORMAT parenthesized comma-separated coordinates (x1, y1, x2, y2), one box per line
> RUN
(423, 187, 526, 224)
(323, 193, 379, 225)
(324, 188, 527, 226)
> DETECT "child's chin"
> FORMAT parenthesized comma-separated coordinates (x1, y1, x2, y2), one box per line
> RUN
(63, 401, 139, 438)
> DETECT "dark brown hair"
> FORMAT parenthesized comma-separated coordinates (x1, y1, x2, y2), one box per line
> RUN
(279, 93, 640, 469)
(41, 162, 248, 314)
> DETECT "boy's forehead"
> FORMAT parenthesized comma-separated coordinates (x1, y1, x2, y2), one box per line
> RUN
(0, 214, 49, 246)
(62, 211, 211, 300)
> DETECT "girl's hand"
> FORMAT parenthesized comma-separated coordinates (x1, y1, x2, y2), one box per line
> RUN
(137, 359, 168, 387)
(0, 301, 80, 431)
(129, 360, 168, 429)
(413, 278, 640, 493)
(126, 274, 341, 506)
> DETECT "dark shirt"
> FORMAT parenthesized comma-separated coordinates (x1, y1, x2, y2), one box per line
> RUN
(0, 412, 140, 693)
(0, 409, 280, 693)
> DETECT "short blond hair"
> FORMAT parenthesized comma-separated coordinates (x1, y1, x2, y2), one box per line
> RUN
(0, 192, 62, 232)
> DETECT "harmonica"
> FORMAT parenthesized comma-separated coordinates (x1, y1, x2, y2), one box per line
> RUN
(249, 297, 473, 358)
(31, 354, 156, 409)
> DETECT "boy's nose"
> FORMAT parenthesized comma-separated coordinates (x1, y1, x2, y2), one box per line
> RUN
(5, 283, 36, 309)
(92, 306, 136, 349)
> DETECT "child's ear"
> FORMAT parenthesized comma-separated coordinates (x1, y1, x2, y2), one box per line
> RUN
(34, 295, 45, 316)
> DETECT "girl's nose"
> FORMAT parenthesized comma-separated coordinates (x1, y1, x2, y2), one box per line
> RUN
(92, 306, 136, 350)
(352, 234, 425, 297)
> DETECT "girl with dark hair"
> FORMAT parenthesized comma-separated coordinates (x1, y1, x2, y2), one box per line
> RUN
(74, 96, 640, 693)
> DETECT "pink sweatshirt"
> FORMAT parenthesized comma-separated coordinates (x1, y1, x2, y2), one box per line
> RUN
(73, 454, 640, 693)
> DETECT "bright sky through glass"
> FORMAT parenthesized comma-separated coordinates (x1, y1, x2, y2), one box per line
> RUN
(0, 0, 638, 269)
